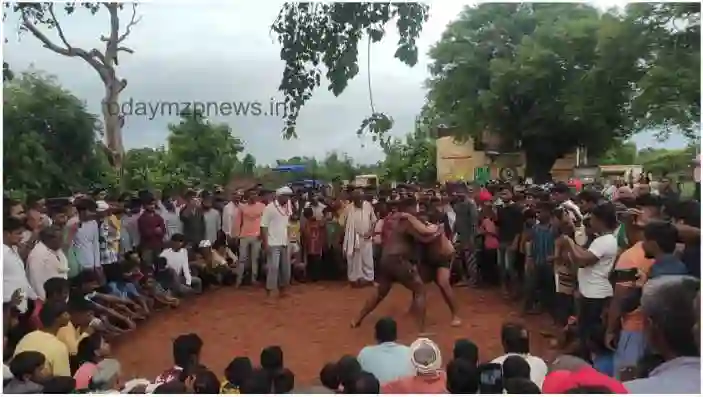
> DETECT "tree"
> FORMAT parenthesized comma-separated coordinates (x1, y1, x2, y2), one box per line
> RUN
(426, 4, 643, 182)
(240, 153, 257, 176)
(381, 119, 436, 184)
(626, 3, 700, 139)
(167, 111, 244, 187)
(9, 2, 141, 170)
(3, 72, 114, 198)
(598, 141, 639, 165)
(271, 2, 429, 142)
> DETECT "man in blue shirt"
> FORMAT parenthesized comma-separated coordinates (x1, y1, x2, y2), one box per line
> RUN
(642, 221, 689, 278)
(357, 317, 414, 384)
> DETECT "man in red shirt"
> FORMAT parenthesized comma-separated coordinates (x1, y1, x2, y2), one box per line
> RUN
(138, 197, 166, 269)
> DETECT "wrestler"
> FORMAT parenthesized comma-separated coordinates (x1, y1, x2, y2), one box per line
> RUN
(406, 208, 461, 327)
(350, 197, 442, 333)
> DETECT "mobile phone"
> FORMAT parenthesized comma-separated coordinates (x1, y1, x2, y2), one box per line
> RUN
(610, 268, 639, 283)
(477, 363, 503, 394)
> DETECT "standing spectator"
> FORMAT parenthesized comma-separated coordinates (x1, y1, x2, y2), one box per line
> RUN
(236, 192, 266, 287)
(4, 216, 39, 348)
(71, 199, 101, 276)
(120, 198, 142, 255)
(642, 221, 690, 278)
(180, 191, 206, 247)
(19, 207, 44, 261)
(27, 226, 68, 303)
(97, 201, 120, 271)
(491, 322, 548, 388)
(160, 199, 183, 242)
(559, 202, 618, 358)
(523, 201, 556, 315)
(301, 208, 325, 282)
(138, 197, 166, 269)
(261, 187, 293, 298)
(13, 301, 72, 377)
(357, 317, 414, 384)
(624, 276, 700, 393)
(222, 190, 242, 251)
(201, 193, 222, 246)
(454, 185, 479, 286)
(496, 186, 524, 296)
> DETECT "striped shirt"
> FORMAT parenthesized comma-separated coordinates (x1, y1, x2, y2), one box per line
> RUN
(530, 224, 556, 266)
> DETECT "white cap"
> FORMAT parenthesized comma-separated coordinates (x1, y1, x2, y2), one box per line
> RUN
(198, 240, 212, 248)
(276, 186, 293, 196)
(96, 200, 110, 212)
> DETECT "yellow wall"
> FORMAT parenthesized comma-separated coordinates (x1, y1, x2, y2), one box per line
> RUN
(436, 136, 577, 182)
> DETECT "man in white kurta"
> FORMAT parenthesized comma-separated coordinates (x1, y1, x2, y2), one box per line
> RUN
(343, 191, 377, 285)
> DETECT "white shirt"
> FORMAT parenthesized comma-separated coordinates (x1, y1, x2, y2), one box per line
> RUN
(159, 248, 192, 286)
(27, 242, 69, 301)
(260, 201, 291, 246)
(491, 353, 548, 388)
(222, 202, 238, 238)
(304, 202, 327, 220)
(3, 245, 38, 313)
(578, 233, 617, 299)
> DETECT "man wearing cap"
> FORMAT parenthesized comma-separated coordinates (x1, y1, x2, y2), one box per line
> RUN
(381, 338, 447, 393)
(260, 187, 294, 297)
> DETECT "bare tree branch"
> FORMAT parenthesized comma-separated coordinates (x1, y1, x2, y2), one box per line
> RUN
(47, 3, 71, 50)
(117, 3, 141, 43)
(117, 46, 134, 54)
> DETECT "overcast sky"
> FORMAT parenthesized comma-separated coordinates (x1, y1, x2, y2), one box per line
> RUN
(3, 0, 687, 165)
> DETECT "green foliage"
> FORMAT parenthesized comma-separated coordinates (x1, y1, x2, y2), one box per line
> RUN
(166, 111, 245, 187)
(426, 4, 644, 181)
(3, 72, 113, 198)
(626, 3, 700, 139)
(598, 141, 639, 165)
(272, 2, 429, 140)
(639, 146, 697, 177)
(380, 117, 436, 184)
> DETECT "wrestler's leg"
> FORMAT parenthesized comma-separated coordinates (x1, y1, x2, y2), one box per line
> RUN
(399, 268, 427, 333)
(351, 276, 392, 328)
(435, 266, 461, 326)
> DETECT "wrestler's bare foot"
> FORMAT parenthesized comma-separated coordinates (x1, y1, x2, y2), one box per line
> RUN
(350, 319, 361, 328)
(450, 317, 462, 327)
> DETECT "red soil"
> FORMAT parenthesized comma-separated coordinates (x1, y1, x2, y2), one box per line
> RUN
(114, 283, 556, 384)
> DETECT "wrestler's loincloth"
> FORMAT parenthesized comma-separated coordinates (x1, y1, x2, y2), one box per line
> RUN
(378, 253, 419, 284)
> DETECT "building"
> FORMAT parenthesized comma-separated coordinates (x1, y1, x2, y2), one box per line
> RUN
(435, 127, 580, 183)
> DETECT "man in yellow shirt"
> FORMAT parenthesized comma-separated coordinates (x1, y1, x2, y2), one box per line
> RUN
(14, 300, 72, 377)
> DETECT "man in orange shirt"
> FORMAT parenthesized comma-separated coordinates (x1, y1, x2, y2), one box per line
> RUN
(380, 338, 447, 394)
(605, 220, 654, 379)
(235, 193, 266, 287)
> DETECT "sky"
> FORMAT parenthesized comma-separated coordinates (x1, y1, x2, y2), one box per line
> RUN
(3, 0, 688, 165)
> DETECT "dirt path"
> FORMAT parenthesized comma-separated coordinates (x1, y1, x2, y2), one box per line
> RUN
(114, 282, 556, 383)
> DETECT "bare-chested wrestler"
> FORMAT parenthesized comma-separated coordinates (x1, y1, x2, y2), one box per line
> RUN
(350, 198, 459, 333)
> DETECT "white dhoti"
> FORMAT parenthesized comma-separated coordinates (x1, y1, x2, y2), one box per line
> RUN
(343, 202, 377, 283)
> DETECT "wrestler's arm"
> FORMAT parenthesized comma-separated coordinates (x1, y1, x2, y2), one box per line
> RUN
(399, 218, 442, 243)
(399, 213, 438, 236)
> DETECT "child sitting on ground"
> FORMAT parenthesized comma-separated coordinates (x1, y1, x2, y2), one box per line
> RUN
(221, 356, 253, 394)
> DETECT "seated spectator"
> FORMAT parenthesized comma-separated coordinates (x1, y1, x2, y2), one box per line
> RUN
(336, 355, 362, 393)
(491, 322, 548, 388)
(155, 333, 203, 385)
(504, 378, 541, 394)
(5, 351, 49, 393)
(240, 367, 274, 394)
(221, 356, 253, 393)
(13, 300, 71, 377)
(642, 221, 689, 278)
(88, 358, 122, 393)
(42, 375, 77, 393)
(193, 368, 221, 394)
(74, 333, 111, 390)
(381, 338, 447, 393)
(196, 240, 236, 286)
(153, 380, 187, 394)
(503, 355, 531, 380)
(452, 338, 479, 367)
(160, 234, 203, 296)
(624, 276, 700, 393)
(357, 317, 414, 384)
(272, 368, 295, 393)
(446, 359, 479, 394)
(319, 362, 340, 392)
(70, 270, 136, 334)
(542, 365, 627, 394)
(348, 370, 379, 394)
(261, 345, 284, 374)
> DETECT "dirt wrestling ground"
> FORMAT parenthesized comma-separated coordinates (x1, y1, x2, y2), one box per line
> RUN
(114, 282, 557, 384)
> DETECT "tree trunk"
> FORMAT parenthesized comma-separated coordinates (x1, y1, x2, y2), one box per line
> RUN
(524, 149, 558, 184)
(101, 80, 124, 171)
